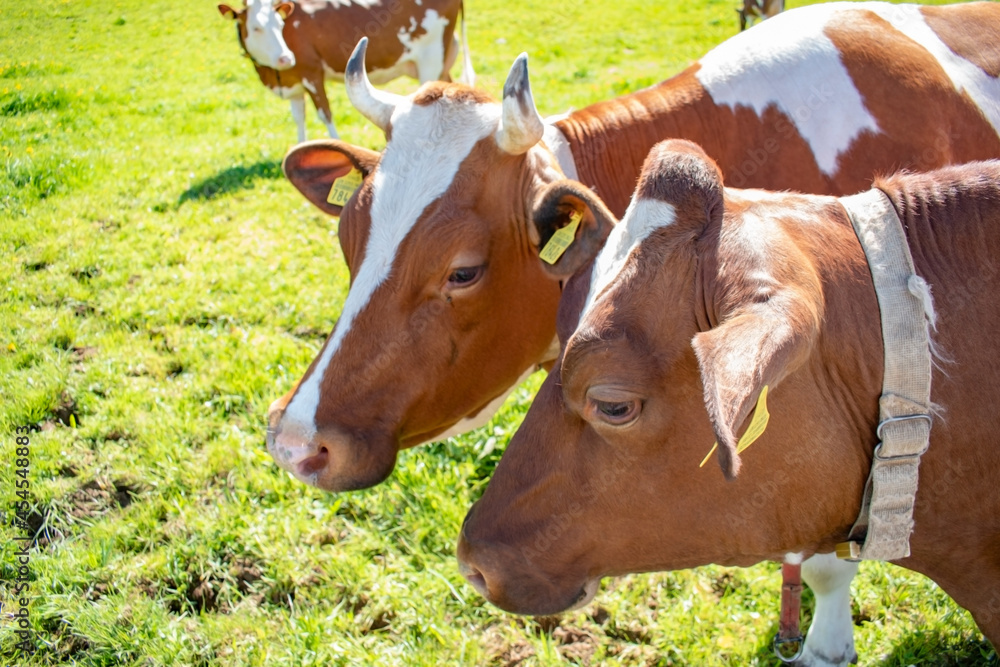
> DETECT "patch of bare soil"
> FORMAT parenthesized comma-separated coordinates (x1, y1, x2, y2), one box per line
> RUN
(482, 625, 535, 666)
(68, 477, 140, 520)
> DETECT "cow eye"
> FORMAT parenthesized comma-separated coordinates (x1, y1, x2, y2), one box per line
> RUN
(446, 266, 483, 288)
(585, 394, 641, 426)
(597, 401, 632, 419)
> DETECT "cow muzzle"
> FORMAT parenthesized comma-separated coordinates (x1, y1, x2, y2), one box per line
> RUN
(266, 400, 397, 492)
(456, 509, 599, 615)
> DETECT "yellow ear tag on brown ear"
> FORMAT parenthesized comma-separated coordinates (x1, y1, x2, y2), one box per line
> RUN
(699, 385, 770, 468)
(326, 168, 363, 207)
(539, 210, 582, 264)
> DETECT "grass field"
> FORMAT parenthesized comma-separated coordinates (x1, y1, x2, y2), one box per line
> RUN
(1, 0, 998, 664)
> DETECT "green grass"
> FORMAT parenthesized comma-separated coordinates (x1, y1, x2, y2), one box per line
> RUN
(0, 0, 996, 664)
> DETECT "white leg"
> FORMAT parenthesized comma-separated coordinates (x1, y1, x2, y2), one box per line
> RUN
(290, 95, 306, 144)
(798, 553, 859, 666)
(458, 12, 475, 86)
(317, 108, 339, 140)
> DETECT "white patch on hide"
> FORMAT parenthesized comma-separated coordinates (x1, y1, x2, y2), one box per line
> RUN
(695, 2, 880, 177)
(543, 114, 579, 181)
(397, 9, 450, 82)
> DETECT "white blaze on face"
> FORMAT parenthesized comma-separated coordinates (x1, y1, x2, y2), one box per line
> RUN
(244, 0, 295, 70)
(580, 198, 677, 323)
(278, 96, 505, 443)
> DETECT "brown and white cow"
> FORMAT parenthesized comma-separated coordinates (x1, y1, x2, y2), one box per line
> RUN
(268, 6, 1000, 664)
(218, 0, 474, 142)
(738, 0, 784, 31)
(270, 0, 1000, 494)
(456, 140, 1000, 653)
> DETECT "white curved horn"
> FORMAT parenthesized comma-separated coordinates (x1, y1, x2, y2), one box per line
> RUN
(494, 53, 545, 155)
(345, 37, 404, 133)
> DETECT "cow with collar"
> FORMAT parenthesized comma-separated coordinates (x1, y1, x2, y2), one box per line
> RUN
(218, 0, 474, 142)
(456, 139, 1000, 657)
(268, 4, 1000, 665)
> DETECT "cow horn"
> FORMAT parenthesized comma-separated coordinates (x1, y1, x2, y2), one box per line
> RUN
(345, 37, 402, 133)
(495, 53, 545, 155)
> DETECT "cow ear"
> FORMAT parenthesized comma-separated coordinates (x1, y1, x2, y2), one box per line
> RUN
(283, 139, 381, 217)
(531, 180, 617, 280)
(275, 2, 294, 19)
(218, 4, 240, 19)
(691, 294, 819, 480)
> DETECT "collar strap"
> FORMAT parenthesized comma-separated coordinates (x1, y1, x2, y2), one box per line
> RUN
(836, 188, 935, 562)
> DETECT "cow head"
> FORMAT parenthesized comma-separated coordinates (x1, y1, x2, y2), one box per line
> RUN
(219, 0, 296, 70)
(457, 140, 875, 615)
(266, 39, 565, 491)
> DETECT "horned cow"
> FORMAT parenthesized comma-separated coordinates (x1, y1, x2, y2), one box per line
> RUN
(218, 0, 474, 142)
(267, 4, 1000, 666)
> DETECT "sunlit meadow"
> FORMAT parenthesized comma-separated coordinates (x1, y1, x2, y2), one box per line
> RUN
(1, 0, 996, 664)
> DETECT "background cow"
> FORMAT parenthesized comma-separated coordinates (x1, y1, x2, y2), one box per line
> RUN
(218, 0, 474, 142)
(739, 0, 784, 30)
(457, 140, 1000, 653)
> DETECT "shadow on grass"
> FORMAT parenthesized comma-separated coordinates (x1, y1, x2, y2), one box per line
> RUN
(876, 628, 997, 666)
(746, 619, 997, 667)
(178, 160, 283, 204)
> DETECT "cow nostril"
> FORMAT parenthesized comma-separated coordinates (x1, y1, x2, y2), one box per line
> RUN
(298, 446, 329, 477)
(459, 561, 489, 597)
(464, 569, 488, 597)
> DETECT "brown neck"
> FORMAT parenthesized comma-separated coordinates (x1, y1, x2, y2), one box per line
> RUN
(555, 67, 723, 218)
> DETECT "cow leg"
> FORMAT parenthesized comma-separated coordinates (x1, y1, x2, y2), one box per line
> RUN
(440, 35, 459, 84)
(302, 76, 338, 140)
(290, 94, 307, 144)
(797, 554, 859, 667)
(763, 0, 784, 19)
(317, 108, 339, 140)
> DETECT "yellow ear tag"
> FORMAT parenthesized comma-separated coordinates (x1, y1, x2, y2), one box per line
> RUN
(326, 168, 363, 207)
(699, 385, 770, 468)
(539, 210, 582, 264)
